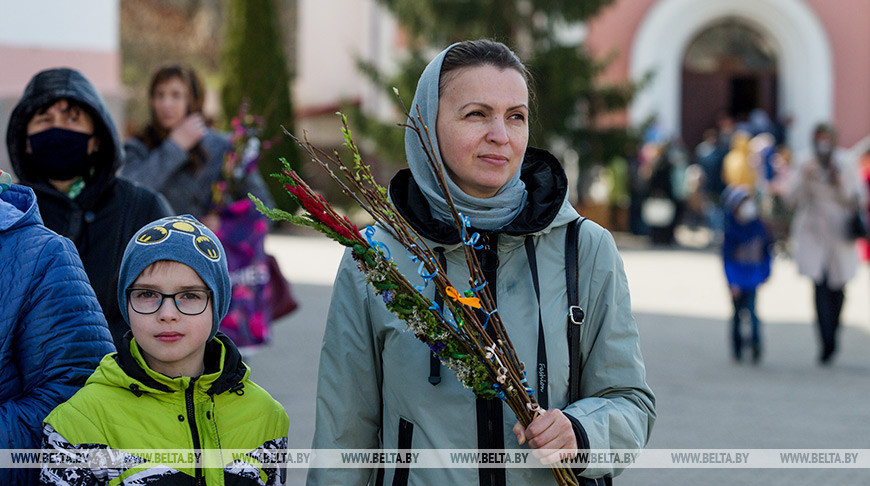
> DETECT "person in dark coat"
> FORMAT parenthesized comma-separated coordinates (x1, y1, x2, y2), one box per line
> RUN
(0, 176, 114, 485)
(6, 68, 173, 348)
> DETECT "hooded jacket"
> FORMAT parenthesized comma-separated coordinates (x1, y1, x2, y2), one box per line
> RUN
(722, 209, 772, 290)
(41, 333, 289, 486)
(6, 68, 173, 347)
(1, 184, 113, 486)
(307, 147, 655, 485)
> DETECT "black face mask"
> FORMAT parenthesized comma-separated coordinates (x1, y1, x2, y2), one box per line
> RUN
(27, 127, 94, 181)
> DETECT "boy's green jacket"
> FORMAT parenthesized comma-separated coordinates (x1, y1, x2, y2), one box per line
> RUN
(41, 333, 289, 486)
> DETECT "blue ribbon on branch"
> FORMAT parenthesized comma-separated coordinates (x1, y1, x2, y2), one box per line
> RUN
(428, 302, 458, 331)
(405, 244, 439, 291)
(459, 213, 482, 250)
(415, 260, 438, 291)
(520, 371, 534, 396)
(492, 383, 507, 401)
(480, 307, 498, 330)
(364, 226, 391, 259)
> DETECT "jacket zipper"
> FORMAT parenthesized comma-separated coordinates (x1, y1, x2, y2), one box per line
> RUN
(186, 378, 204, 485)
(474, 232, 505, 486)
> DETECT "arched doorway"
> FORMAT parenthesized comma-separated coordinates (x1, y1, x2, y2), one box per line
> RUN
(681, 20, 778, 149)
(629, 0, 833, 153)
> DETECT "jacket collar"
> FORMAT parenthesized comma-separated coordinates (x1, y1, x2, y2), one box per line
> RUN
(388, 146, 569, 244)
(109, 331, 248, 396)
(26, 176, 118, 213)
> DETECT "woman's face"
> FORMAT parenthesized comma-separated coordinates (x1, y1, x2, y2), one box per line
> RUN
(436, 65, 529, 198)
(151, 77, 190, 130)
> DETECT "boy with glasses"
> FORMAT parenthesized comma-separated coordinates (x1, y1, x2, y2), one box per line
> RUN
(40, 215, 289, 485)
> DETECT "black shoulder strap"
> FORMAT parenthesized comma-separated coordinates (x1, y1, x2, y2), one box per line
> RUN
(566, 217, 586, 403)
(428, 247, 447, 385)
(524, 236, 549, 410)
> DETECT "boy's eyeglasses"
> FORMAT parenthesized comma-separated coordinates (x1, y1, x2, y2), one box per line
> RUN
(127, 288, 212, 316)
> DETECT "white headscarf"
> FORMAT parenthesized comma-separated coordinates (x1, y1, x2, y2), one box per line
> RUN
(404, 43, 528, 231)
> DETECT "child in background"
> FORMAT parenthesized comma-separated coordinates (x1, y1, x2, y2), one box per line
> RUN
(40, 215, 288, 485)
(722, 185, 772, 364)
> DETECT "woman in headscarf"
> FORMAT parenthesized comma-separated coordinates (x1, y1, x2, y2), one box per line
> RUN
(307, 40, 655, 485)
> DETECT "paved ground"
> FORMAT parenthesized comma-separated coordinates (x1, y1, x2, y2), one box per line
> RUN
(246, 233, 870, 485)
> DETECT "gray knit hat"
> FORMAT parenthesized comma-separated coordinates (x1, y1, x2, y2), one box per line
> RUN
(117, 215, 230, 339)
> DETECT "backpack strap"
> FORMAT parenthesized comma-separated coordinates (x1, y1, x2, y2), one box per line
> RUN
(428, 247, 447, 385)
(565, 217, 586, 403)
(524, 235, 549, 410)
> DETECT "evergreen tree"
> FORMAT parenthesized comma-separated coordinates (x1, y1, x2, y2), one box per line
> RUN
(222, 0, 299, 211)
(353, 0, 644, 199)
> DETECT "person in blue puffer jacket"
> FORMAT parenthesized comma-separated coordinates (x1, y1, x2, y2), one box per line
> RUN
(0, 177, 114, 485)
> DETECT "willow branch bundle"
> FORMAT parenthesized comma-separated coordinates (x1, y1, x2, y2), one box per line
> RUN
(252, 109, 579, 486)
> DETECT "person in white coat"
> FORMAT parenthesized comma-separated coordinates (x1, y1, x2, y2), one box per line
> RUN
(788, 123, 866, 364)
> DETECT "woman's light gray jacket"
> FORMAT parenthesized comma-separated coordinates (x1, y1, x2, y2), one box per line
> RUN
(307, 148, 655, 485)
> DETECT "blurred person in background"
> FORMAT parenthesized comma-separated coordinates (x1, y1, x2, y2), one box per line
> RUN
(642, 142, 679, 245)
(122, 64, 290, 352)
(721, 185, 772, 364)
(694, 128, 718, 163)
(667, 140, 690, 233)
(604, 150, 630, 232)
(857, 148, 870, 261)
(788, 123, 866, 365)
(5, 67, 172, 349)
(121, 63, 274, 223)
(750, 132, 777, 191)
(722, 130, 757, 191)
(736, 108, 776, 137)
(764, 145, 796, 250)
(682, 162, 708, 230)
(689, 129, 719, 233)
(699, 115, 735, 243)
(1, 173, 113, 485)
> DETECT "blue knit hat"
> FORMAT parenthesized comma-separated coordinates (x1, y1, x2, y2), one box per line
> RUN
(722, 185, 750, 214)
(117, 215, 230, 339)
